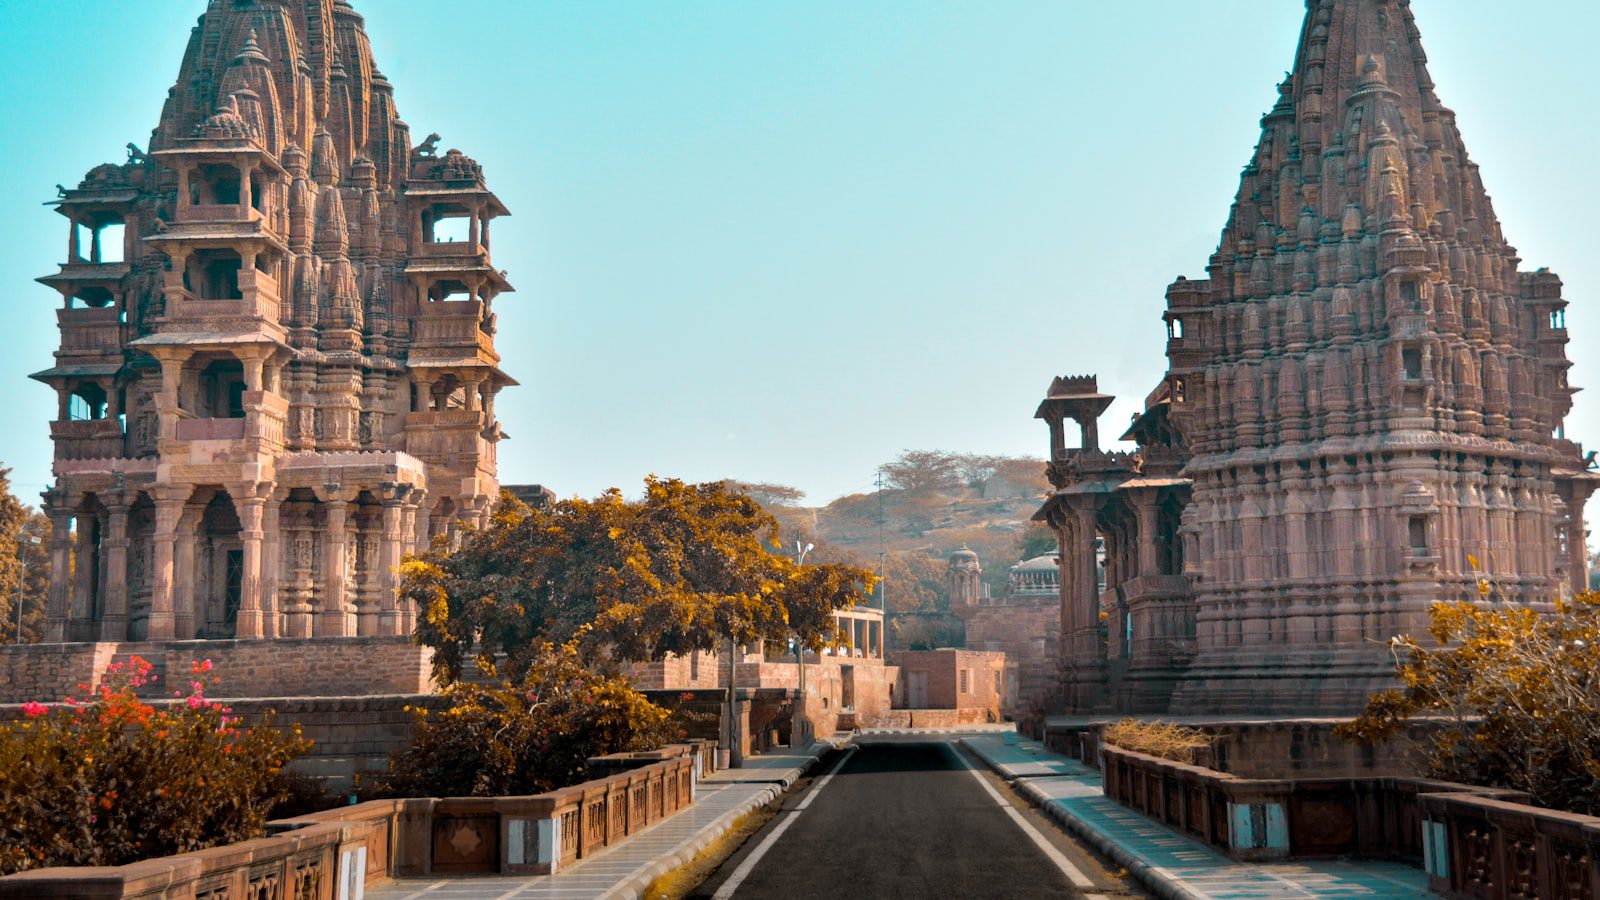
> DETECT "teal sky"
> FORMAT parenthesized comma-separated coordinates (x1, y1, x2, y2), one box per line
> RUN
(1, 1, 1596, 506)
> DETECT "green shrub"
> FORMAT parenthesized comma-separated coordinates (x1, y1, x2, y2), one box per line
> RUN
(367, 643, 682, 797)
(0, 657, 310, 875)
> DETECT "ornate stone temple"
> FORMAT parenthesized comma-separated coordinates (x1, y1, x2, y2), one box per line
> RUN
(33, 0, 514, 644)
(1037, 0, 1597, 715)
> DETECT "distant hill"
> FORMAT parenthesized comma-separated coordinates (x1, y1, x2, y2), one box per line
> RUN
(730, 452, 1056, 649)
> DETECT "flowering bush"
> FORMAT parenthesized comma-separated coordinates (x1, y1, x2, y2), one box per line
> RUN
(367, 643, 681, 797)
(0, 658, 311, 875)
(1338, 588, 1600, 815)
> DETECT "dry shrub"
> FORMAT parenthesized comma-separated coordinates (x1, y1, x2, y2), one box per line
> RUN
(1101, 718, 1212, 764)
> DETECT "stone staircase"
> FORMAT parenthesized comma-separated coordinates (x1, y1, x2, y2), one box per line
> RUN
(105, 650, 169, 700)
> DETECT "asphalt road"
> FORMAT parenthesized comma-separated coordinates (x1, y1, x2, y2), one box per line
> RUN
(691, 736, 1141, 899)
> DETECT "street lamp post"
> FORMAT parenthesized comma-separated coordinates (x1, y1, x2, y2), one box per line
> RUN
(792, 540, 813, 747)
(15, 525, 40, 644)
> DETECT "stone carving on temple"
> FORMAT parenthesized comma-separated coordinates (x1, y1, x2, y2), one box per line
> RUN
(1035, 0, 1599, 715)
(33, 0, 516, 644)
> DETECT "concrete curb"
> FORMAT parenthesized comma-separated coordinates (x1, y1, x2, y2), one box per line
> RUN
(960, 738, 1205, 900)
(601, 746, 830, 900)
(856, 725, 1017, 736)
(598, 784, 781, 900)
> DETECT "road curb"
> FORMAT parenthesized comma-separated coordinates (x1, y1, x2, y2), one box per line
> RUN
(602, 747, 831, 900)
(960, 738, 1205, 900)
(598, 784, 781, 900)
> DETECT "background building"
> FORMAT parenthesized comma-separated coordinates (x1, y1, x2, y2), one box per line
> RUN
(947, 545, 1060, 714)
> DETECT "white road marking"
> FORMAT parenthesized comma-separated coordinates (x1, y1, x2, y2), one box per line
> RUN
(710, 747, 856, 899)
(952, 743, 1108, 897)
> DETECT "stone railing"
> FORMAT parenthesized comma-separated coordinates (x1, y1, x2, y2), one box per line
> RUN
(1101, 743, 1518, 864)
(175, 416, 247, 441)
(0, 799, 402, 899)
(1419, 791, 1600, 899)
(0, 751, 704, 895)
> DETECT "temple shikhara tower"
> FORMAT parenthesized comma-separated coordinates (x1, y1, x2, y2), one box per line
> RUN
(1037, 0, 1596, 714)
(34, 0, 514, 644)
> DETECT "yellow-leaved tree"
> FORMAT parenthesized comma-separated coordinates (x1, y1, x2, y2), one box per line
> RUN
(403, 477, 878, 682)
(1337, 589, 1600, 815)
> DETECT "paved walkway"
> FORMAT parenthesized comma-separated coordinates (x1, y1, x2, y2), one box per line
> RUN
(368, 744, 829, 900)
(962, 733, 1430, 899)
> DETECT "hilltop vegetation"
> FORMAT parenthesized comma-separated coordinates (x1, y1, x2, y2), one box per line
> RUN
(730, 450, 1056, 649)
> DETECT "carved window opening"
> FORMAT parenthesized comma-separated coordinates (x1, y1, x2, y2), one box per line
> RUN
(73, 215, 125, 264)
(427, 213, 471, 244)
(1399, 279, 1418, 311)
(1168, 316, 1185, 339)
(1551, 309, 1567, 330)
(190, 249, 244, 300)
(69, 382, 108, 421)
(1408, 516, 1429, 557)
(196, 163, 240, 206)
(426, 278, 473, 303)
(197, 359, 246, 419)
(1402, 346, 1422, 380)
(71, 286, 116, 309)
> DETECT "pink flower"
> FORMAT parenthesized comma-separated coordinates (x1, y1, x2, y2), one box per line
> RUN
(21, 702, 47, 717)
(186, 695, 205, 709)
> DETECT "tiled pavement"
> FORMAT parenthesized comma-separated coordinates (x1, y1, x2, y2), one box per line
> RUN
(366, 744, 829, 900)
(962, 733, 1431, 899)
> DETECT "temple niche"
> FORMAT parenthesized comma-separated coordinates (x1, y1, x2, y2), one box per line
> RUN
(33, 0, 515, 644)
(1036, 0, 1598, 716)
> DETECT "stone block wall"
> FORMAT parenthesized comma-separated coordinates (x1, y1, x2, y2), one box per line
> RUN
(0, 636, 435, 703)
(0, 641, 122, 702)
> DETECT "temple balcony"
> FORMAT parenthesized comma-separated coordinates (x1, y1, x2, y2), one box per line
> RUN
(49, 419, 125, 461)
(38, 261, 131, 293)
(414, 238, 489, 264)
(173, 416, 246, 441)
(56, 306, 124, 354)
(166, 391, 287, 455)
(160, 267, 283, 329)
(402, 415, 497, 470)
(411, 299, 497, 361)
(181, 203, 263, 224)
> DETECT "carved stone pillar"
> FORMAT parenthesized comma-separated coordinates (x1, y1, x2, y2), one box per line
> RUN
(261, 493, 283, 638)
(44, 504, 72, 642)
(318, 494, 354, 636)
(280, 505, 315, 639)
(1132, 490, 1159, 578)
(235, 490, 266, 639)
(68, 512, 98, 642)
(354, 511, 380, 637)
(100, 499, 131, 641)
(148, 496, 185, 641)
(174, 505, 201, 639)
(377, 487, 406, 635)
(412, 491, 432, 554)
(1072, 502, 1102, 665)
